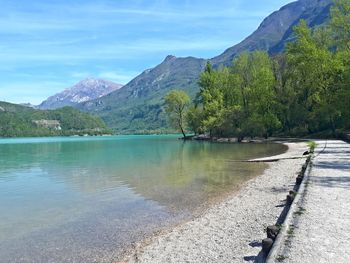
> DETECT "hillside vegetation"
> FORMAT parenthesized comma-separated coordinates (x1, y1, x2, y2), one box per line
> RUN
(0, 102, 111, 137)
(178, 0, 350, 139)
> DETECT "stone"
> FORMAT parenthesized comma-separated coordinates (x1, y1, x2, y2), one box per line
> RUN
(301, 164, 307, 173)
(289, 190, 297, 196)
(286, 194, 294, 205)
(296, 175, 303, 185)
(262, 238, 274, 254)
(267, 225, 279, 240)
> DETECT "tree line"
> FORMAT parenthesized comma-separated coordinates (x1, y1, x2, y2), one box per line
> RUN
(0, 104, 111, 137)
(165, 0, 350, 140)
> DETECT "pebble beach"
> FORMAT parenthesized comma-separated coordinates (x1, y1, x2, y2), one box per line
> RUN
(119, 142, 308, 263)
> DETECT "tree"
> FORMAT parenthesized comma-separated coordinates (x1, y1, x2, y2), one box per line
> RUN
(164, 90, 190, 138)
(286, 20, 344, 134)
(198, 62, 226, 137)
(331, 0, 350, 52)
(330, 0, 350, 130)
(194, 51, 281, 139)
(186, 106, 203, 135)
(230, 51, 280, 138)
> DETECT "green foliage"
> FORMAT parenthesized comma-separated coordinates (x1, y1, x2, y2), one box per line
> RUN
(191, 52, 281, 139)
(329, 0, 350, 130)
(186, 106, 204, 135)
(176, 1, 350, 139)
(198, 63, 226, 136)
(331, 0, 350, 51)
(0, 102, 111, 137)
(231, 51, 281, 138)
(164, 90, 190, 137)
(284, 20, 345, 134)
(307, 141, 317, 152)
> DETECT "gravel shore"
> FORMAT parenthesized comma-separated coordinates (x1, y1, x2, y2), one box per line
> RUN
(120, 142, 308, 263)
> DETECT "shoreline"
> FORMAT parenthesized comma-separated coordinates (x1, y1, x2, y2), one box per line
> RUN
(267, 140, 350, 262)
(117, 142, 308, 263)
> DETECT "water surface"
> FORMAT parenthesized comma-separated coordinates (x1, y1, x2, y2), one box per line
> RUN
(0, 135, 287, 262)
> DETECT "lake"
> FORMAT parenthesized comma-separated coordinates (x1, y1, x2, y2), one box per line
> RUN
(0, 135, 287, 262)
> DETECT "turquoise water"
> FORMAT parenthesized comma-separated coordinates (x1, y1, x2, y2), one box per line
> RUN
(0, 135, 287, 262)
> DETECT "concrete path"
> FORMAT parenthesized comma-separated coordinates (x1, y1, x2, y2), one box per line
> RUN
(272, 140, 350, 263)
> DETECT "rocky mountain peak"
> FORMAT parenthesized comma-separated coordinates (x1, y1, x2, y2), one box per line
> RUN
(164, 55, 177, 62)
(39, 78, 123, 109)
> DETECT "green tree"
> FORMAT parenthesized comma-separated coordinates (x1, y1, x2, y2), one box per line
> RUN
(186, 106, 204, 135)
(164, 90, 191, 138)
(198, 62, 226, 137)
(331, 0, 350, 51)
(286, 20, 344, 134)
(330, 0, 350, 130)
(230, 51, 280, 138)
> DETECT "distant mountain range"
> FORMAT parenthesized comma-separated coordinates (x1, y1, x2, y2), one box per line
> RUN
(38, 78, 122, 109)
(73, 0, 333, 133)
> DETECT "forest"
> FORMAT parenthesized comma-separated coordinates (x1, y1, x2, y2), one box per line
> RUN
(0, 102, 111, 137)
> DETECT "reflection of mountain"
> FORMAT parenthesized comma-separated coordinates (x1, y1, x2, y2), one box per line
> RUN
(0, 137, 286, 212)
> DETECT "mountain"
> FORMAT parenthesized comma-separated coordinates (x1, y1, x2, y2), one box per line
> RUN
(39, 78, 122, 109)
(80, 56, 207, 133)
(211, 0, 332, 65)
(79, 0, 333, 133)
(0, 101, 111, 137)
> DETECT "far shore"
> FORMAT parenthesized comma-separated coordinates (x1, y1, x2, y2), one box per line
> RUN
(116, 141, 308, 263)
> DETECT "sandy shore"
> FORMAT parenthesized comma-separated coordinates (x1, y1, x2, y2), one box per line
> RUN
(118, 142, 308, 263)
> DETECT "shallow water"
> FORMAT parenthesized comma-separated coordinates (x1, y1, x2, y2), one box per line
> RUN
(0, 135, 287, 262)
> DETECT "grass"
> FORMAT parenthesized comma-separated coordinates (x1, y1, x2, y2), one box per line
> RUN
(307, 141, 317, 152)
(276, 255, 288, 262)
(294, 206, 306, 216)
(287, 225, 295, 236)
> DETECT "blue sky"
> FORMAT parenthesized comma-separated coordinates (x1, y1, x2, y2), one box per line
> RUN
(0, 0, 292, 104)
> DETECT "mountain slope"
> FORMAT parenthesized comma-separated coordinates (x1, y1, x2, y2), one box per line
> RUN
(39, 78, 122, 109)
(212, 0, 332, 65)
(79, 0, 333, 133)
(81, 56, 207, 133)
(0, 101, 110, 137)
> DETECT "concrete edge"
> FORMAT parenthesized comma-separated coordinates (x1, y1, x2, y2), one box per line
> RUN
(265, 153, 314, 262)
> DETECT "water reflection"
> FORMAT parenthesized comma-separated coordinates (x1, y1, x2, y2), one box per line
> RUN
(0, 136, 287, 262)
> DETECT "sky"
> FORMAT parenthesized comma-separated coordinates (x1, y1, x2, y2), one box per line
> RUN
(0, 0, 293, 104)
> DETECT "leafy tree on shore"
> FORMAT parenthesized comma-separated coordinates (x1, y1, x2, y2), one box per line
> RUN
(198, 63, 226, 137)
(164, 90, 190, 138)
(186, 106, 203, 135)
(193, 52, 280, 140)
(232, 51, 280, 138)
(330, 0, 350, 129)
(285, 20, 344, 134)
